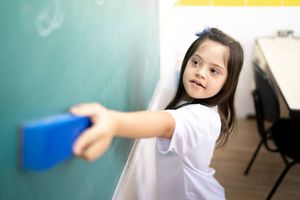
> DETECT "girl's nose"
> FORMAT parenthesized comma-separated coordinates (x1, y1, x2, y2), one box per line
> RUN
(196, 66, 207, 78)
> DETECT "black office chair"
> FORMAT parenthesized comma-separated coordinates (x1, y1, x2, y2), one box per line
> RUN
(244, 63, 300, 200)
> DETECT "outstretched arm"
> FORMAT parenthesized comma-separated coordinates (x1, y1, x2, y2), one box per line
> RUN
(70, 103, 175, 161)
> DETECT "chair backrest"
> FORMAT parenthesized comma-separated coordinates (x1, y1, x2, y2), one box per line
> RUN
(252, 63, 281, 150)
(253, 63, 280, 123)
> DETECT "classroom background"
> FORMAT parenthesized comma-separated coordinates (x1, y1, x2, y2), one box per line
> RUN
(116, 1, 300, 199)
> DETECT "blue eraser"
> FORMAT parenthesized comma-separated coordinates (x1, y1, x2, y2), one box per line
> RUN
(20, 113, 91, 171)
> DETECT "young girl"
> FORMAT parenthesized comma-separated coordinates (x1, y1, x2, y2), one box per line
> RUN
(71, 27, 244, 200)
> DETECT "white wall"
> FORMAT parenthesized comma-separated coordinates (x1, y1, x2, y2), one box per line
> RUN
(160, 5, 300, 117)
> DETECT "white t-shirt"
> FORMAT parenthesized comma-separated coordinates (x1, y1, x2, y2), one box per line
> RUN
(156, 104, 225, 200)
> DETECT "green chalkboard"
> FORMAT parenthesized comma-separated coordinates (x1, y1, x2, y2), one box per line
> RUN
(0, 1, 159, 200)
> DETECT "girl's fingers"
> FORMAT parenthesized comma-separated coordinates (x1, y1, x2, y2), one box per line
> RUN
(70, 102, 113, 160)
(80, 136, 113, 161)
(72, 125, 102, 156)
(70, 103, 102, 117)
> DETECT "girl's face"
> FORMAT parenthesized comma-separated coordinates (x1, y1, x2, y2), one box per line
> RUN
(183, 39, 229, 100)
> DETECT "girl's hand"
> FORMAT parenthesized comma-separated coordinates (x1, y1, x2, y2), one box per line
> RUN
(70, 103, 115, 161)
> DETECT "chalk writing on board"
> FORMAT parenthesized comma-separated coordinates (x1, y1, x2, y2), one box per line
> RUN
(36, 0, 64, 37)
(96, 0, 105, 6)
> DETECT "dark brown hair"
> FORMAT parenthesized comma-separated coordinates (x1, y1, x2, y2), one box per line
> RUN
(166, 27, 244, 147)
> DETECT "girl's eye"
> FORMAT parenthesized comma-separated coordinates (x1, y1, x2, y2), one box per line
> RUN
(210, 68, 220, 75)
(192, 58, 203, 66)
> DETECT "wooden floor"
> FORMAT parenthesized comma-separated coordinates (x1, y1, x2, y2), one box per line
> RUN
(211, 118, 300, 200)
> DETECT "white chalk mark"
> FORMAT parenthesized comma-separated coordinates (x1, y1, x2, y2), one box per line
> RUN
(96, 0, 105, 6)
(36, 0, 64, 37)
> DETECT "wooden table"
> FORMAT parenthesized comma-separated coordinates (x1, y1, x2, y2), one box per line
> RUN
(254, 36, 300, 119)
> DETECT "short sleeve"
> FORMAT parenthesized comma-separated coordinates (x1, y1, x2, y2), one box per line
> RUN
(156, 104, 221, 156)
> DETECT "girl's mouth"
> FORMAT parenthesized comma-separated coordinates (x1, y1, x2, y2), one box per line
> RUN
(190, 80, 206, 89)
